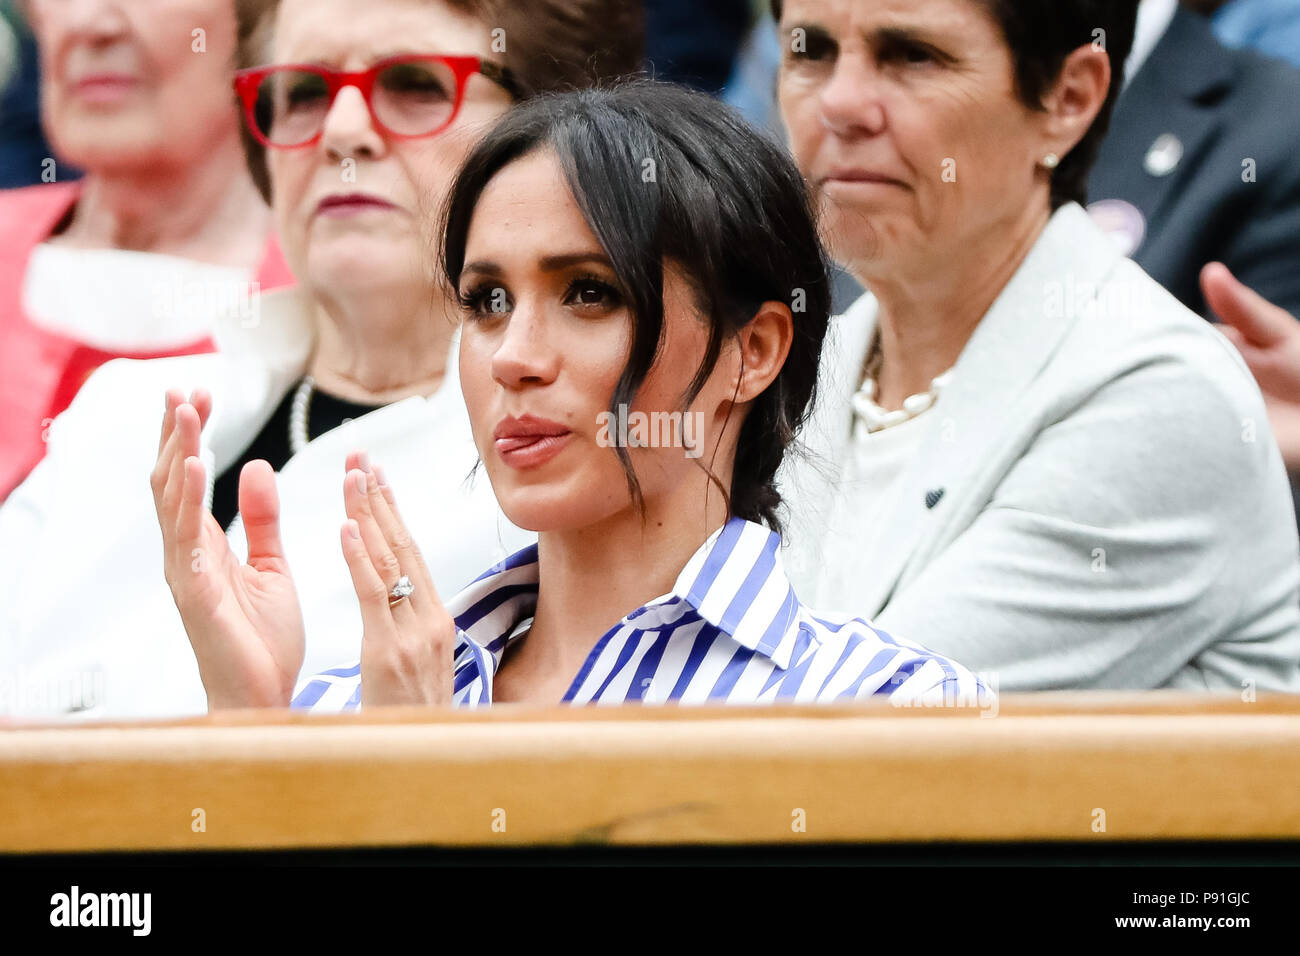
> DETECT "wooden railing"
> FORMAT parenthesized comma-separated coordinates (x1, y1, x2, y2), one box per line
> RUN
(1, 692, 1297, 852)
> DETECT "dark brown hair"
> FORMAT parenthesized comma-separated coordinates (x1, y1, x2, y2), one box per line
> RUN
(234, 0, 644, 202)
(441, 81, 833, 532)
(770, 0, 1138, 209)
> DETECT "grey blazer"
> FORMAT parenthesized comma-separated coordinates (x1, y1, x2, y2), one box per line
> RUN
(778, 203, 1300, 692)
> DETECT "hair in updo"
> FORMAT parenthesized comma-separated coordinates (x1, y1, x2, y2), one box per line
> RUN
(441, 79, 833, 533)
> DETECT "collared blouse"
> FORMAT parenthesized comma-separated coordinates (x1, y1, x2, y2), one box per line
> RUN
(291, 517, 994, 711)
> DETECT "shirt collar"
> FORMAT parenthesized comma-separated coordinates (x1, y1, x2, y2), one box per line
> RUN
(669, 516, 805, 670)
(444, 516, 806, 672)
(1126, 0, 1178, 88)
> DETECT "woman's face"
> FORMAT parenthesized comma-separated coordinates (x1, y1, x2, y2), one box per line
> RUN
(777, 0, 1053, 281)
(267, 0, 513, 300)
(29, 0, 239, 171)
(456, 148, 743, 534)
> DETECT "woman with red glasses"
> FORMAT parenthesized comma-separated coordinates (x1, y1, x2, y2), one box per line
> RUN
(0, 0, 641, 722)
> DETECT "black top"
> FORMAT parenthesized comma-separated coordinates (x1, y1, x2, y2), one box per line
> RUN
(211, 380, 386, 531)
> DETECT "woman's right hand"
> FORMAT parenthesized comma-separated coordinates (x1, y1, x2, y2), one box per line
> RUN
(151, 389, 306, 709)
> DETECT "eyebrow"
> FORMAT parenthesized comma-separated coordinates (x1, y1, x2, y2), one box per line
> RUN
(874, 25, 957, 56)
(278, 47, 458, 70)
(788, 20, 959, 61)
(788, 22, 836, 47)
(460, 252, 613, 277)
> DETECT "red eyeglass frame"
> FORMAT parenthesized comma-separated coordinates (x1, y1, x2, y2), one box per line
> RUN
(232, 53, 518, 149)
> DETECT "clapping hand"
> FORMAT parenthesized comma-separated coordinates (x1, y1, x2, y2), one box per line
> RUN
(151, 389, 306, 709)
(338, 453, 456, 707)
(1202, 263, 1300, 470)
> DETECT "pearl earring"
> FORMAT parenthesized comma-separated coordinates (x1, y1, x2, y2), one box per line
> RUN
(1041, 152, 1060, 170)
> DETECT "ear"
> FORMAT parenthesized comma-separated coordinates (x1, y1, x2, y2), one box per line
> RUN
(1037, 43, 1112, 163)
(731, 301, 795, 405)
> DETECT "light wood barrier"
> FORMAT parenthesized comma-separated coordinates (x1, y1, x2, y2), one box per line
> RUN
(1, 691, 1297, 852)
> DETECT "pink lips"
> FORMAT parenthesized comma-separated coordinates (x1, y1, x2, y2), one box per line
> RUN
(823, 167, 907, 189)
(494, 415, 573, 470)
(72, 74, 139, 105)
(315, 194, 398, 217)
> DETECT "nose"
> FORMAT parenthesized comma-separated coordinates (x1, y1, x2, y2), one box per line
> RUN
(320, 85, 385, 162)
(45, 0, 128, 44)
(819, 53, 886, 139)
(491, 299, 561, 390)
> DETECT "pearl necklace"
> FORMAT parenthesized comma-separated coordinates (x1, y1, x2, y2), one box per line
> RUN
(851, 334, 954, 434)
(289, 374, 315, 456)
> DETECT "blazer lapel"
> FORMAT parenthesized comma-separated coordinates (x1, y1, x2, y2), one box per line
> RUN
(849, 203, 1125, 616)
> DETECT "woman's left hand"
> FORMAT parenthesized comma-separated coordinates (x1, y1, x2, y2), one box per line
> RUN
(339, 452, 456, 707)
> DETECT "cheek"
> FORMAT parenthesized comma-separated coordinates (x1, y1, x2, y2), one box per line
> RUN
(398, 146, 451, 212)
(269, 155, 310, 221)
(779, 85, 821, 162)
(403, 126, 483, 208)
(457, 333, 496, 444)
(28, 4, 68, 56)
(268, 157, 313, 259)
(581, 326, 632, 413)
(150, 6, 232, 81)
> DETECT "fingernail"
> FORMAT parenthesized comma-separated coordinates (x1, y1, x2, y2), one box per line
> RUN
(353, 471, 367, 494)
(359, 451, 371, 473)
(345, 519, 360, 539)
(374, 464, 387, 487)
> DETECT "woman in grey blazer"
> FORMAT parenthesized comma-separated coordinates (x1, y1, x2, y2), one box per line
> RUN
(771, 0, 1300, 692)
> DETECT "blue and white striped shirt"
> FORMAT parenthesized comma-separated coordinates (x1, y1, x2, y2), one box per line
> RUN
(291, 517, 994, 711)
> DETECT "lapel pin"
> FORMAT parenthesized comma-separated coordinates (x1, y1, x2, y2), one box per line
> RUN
(925, 488, 945, 510)
(1144, 133, 1184, 178)
(1086, 198, 1147, 257)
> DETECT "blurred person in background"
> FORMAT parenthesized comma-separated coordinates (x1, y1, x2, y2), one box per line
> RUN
(721, 3, 783, 132)
(1192, 0, 1300, 68)
(1204, 263, 1300, 490)
(773, 0, 1300, 692)
(0, 0, 74, 187)
(0, 0, 297, 503)
(1088, 0, 1300, 320)
(644, 0, 751, 92)
(0, 0, 640, 721)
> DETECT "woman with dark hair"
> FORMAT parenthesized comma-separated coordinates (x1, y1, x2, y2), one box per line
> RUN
(771, 0, 1300, 691)
(0, 0, 640, 721)
(157, 80, 992, 710)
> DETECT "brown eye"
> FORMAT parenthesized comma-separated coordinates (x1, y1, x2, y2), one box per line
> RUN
(459, 283, 512, 318)
(575, 283, 605, 304)
(564, 277, 622, 310)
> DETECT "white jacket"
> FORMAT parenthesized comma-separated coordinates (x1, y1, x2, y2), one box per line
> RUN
(779, 202, 1300, 692)
(0, 289, 533, 720)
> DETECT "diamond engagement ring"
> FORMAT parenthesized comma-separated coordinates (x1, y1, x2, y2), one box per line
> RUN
(388, 575, 415, 607)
